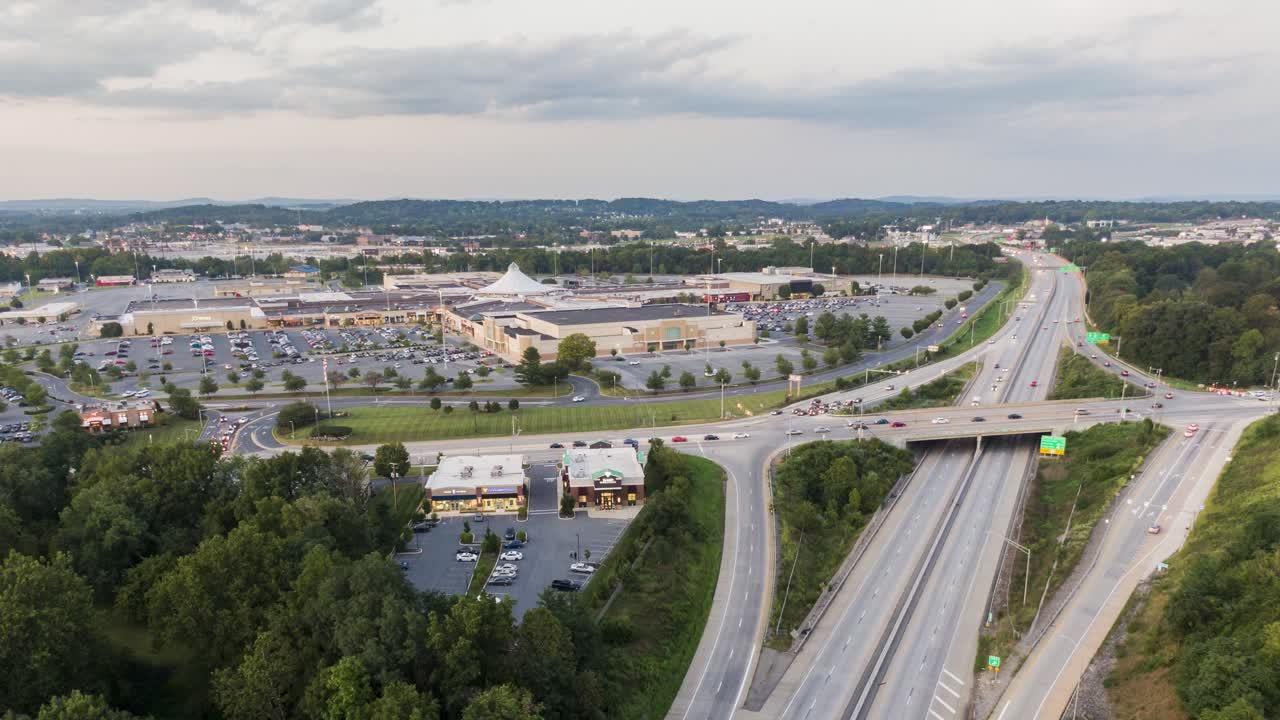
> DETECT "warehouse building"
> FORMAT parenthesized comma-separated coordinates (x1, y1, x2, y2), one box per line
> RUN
(37, 277, 76, 293)
(715, 270, 813, 299)
(425, 455, 527, 513)
(151, 269, 197, 283)
(481, 303, 755, 362)
(95, 275, 136, 287)
(120, 297, 266, 335)
(561, 447, 646, 510)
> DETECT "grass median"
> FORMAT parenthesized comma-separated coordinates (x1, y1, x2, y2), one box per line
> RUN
(1048, 347, 1129, 400)
(579, 449, 725, 720)
(874, 361, 977, 412)
(980, 419, 1168, 668)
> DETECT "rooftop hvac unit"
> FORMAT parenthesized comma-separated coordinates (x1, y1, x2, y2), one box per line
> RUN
(462, 465, 473, 477)
(491, 465, 503, 476)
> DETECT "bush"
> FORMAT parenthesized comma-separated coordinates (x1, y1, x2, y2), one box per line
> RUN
(311, 425, 352, 439)
(482, 529, 500, 554)
(945, 298, 957, 309)
(516, 529, 527, 542)
(275, 401, 320, 432)
(957, 289, 972, 302)
(459, 531, 473, 544)
(98, 322, 123, 338)
(900, 327, 914, 339)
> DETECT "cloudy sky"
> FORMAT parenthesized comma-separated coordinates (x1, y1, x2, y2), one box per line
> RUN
(1, 0, 1275, 201)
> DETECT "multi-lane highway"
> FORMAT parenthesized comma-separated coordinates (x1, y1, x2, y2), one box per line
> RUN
(216, 250, 1266, 720)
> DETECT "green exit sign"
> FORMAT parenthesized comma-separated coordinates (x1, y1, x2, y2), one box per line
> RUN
(1062, 263, 1078, 273)
(1086, 331, 1110, 343)
(1040, 436, 1066, 456)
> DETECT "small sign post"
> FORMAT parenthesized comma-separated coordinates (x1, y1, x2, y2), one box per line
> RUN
(988, 655, 1001, 672)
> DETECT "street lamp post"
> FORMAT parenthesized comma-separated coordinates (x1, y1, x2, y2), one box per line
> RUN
(999, 535, 1032, 606)
(892, 244, 899, 284)
(74, 259, 80, 285)
(877, 254, 883, 285)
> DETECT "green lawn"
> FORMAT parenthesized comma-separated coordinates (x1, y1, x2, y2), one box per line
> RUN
(983, 419, 1168, 665)
(115, 417, 203, 449)
(582, 453, 725, 720)
(1049, 347, 1128, 400)
(299, 390, 800, 444)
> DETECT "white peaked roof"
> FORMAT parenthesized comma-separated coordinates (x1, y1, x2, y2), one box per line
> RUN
(477, 263, 550, 296)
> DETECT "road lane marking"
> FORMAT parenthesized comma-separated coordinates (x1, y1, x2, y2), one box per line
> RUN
(937, 679, 959, 697)
(934, 695, 956, 713)
(930, 709, 948, 720)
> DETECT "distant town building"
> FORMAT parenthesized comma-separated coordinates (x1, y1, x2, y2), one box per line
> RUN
(283, 264, 320, 279)
(95, 275, 136, 287)
(36, 278, 75, 293)
(0, 282, 23, 298)
(151, 269, 197, 283)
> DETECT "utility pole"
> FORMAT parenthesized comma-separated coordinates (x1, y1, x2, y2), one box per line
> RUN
(892, 244, 898, 284)
(877, 254, 883, 285)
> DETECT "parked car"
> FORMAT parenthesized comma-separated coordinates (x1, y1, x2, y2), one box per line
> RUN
(550, 579, 582, 592)
(499, 550, 523, 561)
(487, 575, 514, 586)
(456, 552, 479, 562)
(569, 562, 595, 574)
(503, 527, 516, 541)
(503, 540, 525, 550)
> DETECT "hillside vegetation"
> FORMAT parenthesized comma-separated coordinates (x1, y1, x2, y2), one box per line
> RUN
(1106, 415, 1280, 720)
(1049, 347, 1128, 400)
(1064, 239, 1280, 386)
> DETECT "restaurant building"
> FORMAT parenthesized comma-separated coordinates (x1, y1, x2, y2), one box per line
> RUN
(425, 455, 527, 513)
(561, 447, 646, 510)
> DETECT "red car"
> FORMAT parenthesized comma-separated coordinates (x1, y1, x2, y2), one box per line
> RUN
(1120, 370, 1130, 376)
(672, 436, 688, 443)
(1030, 380, 1038, 387)
(890, 421, 907, 428)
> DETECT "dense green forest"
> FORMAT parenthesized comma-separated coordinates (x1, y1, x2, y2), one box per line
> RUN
(0, 410, 715, 720)
(1106, 414, 1280, 720)
(5, 198, 1278, 238)
(1062, 240, 1280, 385)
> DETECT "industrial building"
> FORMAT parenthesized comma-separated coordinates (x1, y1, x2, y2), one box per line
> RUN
(151, 269, 197, 283)
(36, 277, 76, 293)
(425, 455, 527, 513)
(481, 303, 755, 362)
(716, 270, 814, 299)
(561, 447, 646, 509)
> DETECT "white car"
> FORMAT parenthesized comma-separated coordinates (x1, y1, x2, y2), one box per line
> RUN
(499, 550, 523, 561)
(493, 563, 519, 574)
(931, 417, 951, 424)
(785, 429, 803, 436)
(569, 562, 595, 574)
(814, 426, 831, 433)
(571, 395, 585, 402)
(732, 432, 750, 439)
(628, 360, 640, 366)
(455, 552, 479, 562)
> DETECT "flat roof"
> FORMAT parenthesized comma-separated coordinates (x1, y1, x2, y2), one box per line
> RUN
(127, 297, 253, 312)
(718, 272, 808, 285)
(0, 301, 79, 319)
(522, 303, 730, 327)
(563, 447, 644, 488)
(427, 455, 525, 493)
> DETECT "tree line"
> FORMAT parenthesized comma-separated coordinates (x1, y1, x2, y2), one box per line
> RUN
(1063, 239, 1280, 385)
(0, 407, 720, 720)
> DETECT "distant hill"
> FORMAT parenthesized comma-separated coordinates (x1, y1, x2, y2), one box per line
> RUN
(0, 197, 355, 214)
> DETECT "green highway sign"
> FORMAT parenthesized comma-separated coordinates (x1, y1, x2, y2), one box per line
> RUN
(1086, 331, 1110, 343)
(1062, 263, 1078, 273)
(988, 655, 1001, 669)
(1040, 436, 1066, 456)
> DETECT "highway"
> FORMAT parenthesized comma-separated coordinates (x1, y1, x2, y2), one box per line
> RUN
(743, 252, 1070, 720)
(210, 250, 1265, 720)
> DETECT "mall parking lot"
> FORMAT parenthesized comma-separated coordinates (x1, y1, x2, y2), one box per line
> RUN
(399, 463, 634, 618)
